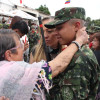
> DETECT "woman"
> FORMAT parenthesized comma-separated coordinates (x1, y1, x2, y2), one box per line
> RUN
(0, 28, 87, 100)
(30, 17, 66, 63)
(92, 32, 100, 65)
(92, 33, 100, 100)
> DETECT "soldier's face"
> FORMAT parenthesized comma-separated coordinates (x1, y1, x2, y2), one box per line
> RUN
(56, 21, 76, 45)
(43, 19, 59, 48)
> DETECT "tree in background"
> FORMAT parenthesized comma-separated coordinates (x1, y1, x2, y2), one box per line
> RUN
(92, 19, 100, 26)
(36, 5, 51, 15)
(86, 17, 92, 29)
(86, 17, 100, 30)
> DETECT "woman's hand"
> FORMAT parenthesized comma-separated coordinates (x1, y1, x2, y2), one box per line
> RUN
(23, 40, 29, 51)
(75, 27, 88, 46)
(0, 97, 9, 100)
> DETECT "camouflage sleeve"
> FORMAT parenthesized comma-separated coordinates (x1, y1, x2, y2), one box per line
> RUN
(60, 50, 99, 100)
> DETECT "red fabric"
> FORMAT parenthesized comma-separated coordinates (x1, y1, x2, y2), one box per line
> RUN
(20, 0, 22, 4)
(39, 24, 43, 28)
(25, 36, 27, 43)
(65, 2, 70, 4)
(89, 42, 93, 48)
(62, 47, 67, 51)
(32, 30, 35, 33)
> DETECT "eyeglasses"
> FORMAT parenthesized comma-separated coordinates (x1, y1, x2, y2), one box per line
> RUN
(9, 41, 24, 51)
(1, 41, 24, 59)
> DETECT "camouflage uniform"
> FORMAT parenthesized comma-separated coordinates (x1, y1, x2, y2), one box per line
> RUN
(28, 30, 40, 54)
(48, 43, 61, 59)
(45, 7, 85, 28)
(45, 7, 100, 100)
(0, 24, 9, 29)
(46, 46, 100, 100)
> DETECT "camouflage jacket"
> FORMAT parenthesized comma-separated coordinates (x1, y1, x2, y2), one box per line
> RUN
(28, 31, 40, 54)
(46, 45, 100, 100)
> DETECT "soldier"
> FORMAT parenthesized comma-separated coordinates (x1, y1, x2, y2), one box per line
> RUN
(45, 7, 100, 100)
(28, 25, 40, 54)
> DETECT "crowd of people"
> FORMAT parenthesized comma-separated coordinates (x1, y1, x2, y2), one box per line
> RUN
(0, 7, 100, 100)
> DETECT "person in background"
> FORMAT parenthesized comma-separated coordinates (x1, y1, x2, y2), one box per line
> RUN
(92, 32, 100, 65)
(0, 29, 88, 100)
(92, 33, 100, 100)
(9, 16, 29, 61)
(28, 25, 40, 54)
(12, 20, 28, 38)
(9, 16, 22, 29)
(28, 19, 32, 30)
(12, 20, 29, 62)
(45, 7, 100, 100)
(6, 17, 12, 25)
(87, 26, 100, 48)
(2, 17, 6, 24)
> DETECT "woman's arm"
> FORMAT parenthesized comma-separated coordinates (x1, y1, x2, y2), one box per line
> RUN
(0, 97, 9, 100)
(29, 52, 35, 63)
(49, 27, 88, 78)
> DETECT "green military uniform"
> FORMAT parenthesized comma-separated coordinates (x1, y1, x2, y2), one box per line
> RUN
(28, 29, 40, 54)
(45, 7, 85, 28)
(45, 7, 100, 100)
(47, 46, 100, 100)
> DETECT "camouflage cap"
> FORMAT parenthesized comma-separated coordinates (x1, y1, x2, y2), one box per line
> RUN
(87, 26, 100, 35)
(45, 7, 86, 28)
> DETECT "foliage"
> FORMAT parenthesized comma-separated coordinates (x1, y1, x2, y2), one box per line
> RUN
(86, 17, 100, 30)
(0, 24, 9, 29)
(0, 24, 3, 29)
(91, 19, 100, 26)
(3, 24, 9, 29)
(36, 5, 51, 15)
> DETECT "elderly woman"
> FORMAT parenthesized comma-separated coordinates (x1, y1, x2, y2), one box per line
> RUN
(0, 29, 87, 100)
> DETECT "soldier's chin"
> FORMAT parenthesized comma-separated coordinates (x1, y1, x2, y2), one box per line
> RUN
(59, 40, 67, 45)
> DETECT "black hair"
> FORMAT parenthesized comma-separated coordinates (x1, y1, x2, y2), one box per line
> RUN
(12, 20, 28, 35)
(9, 16, 22, 28)
(0, 29, 20, 61)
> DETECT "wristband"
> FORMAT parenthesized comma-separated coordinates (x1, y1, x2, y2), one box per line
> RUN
(72, 41, 81, 50)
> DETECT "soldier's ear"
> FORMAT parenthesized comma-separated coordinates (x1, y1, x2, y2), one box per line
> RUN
(74, 21, 81, 31)
(75, 22, 80, 28)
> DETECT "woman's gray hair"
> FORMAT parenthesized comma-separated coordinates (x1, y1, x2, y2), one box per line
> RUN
(0, 29, 20, 61)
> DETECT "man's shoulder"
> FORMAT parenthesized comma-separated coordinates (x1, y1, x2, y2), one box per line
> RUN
(70, 45, 98, 65)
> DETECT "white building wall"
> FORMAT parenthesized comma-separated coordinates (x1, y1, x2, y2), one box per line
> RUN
(0, 3, 13, 11)
(0, 0, 50, 23)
